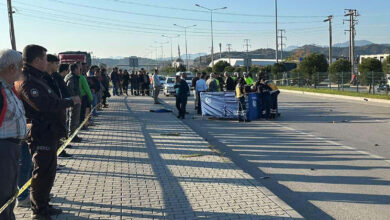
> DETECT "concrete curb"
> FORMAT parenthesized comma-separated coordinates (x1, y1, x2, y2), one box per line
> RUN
(280, 89, 390, 105)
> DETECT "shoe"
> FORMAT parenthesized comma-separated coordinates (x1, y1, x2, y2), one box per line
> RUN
(154, 102, 161, 104)
(16, 197, 30, 208)
(48, 205, 63, 215)
(58, 151, 72, 158)
(81, 126, 89, 131)
(31, 213, 52, 220)
(66, 144, 73, 149)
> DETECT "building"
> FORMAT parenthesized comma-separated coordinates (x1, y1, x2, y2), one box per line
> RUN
(172, 57, 184, 68)
(209, 58, 277, 67)
(359, 54, 390, 64)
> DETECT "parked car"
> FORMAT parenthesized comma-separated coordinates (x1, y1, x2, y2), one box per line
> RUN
(176, 71, 194, 88)
(163, 76, 191, 97)
(163, 77, 176, 96)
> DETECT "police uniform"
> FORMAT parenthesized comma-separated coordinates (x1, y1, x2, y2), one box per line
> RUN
(254, 81, 272, 119)
(14, 64, 74, 217)
(267, 81, 280, 119)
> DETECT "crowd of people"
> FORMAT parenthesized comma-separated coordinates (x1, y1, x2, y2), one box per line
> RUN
(0, 44, 280, 220)
(192, 71, 280, 122)
(0, 45, 111, 220)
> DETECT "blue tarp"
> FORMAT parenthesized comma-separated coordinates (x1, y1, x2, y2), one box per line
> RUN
(200, 92, 260, 120)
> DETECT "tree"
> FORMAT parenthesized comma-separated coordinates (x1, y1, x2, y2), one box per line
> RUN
(383, 55, 390, 74)
(328, 59, 351, 87)
(234, 66, 245, 74)
(271, 63, 286, 82)
(298, 53, 328, 87)
(176, 64, 186, 72)
(161, 66, 176, 74)
(224, 66, 234, 73)
(213, 60, 231, 73)
(249, 65, 260, 75)
(358, 57, 383, 93)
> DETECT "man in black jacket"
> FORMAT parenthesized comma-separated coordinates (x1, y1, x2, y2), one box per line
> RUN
(45, 54, 72, 158)
(15, 45, 80, 219)
(64, 63, 82, 142)
(174, 72, 190, 119)
(224, 72, 235, 91)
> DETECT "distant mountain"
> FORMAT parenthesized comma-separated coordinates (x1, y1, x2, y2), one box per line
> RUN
(180, 53, 208, 60)
(193, 43, 390, 67)
(285, 45, 299, 51)
(333, 40, 374, 48)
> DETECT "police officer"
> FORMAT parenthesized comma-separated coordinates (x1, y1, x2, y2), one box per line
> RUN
(267, 80, 280, 119)
(253, 75, 272, 119)
(235, 78, 250, 122)
(15, 45, 80, 220)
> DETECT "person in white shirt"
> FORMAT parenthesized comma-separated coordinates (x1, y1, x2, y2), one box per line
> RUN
(152, 68, 162, 104)
(195, 72, 208, 115)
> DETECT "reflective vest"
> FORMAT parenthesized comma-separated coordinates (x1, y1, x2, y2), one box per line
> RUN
(245, 77, 254, 86)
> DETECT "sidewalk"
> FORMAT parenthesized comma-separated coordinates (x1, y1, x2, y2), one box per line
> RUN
(14, 95, 301, 220)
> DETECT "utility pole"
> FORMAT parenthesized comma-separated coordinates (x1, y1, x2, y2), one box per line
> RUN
(278, 29, 286, 61)
(344, 9, 359, 80)
(7, 0, 16, 50)
(244, 39, 251, 73)
(324, 15, 333, 65)
(226, 43, 232, 65)
(275, 0, 279, 63)
(219, 43, 222, 59)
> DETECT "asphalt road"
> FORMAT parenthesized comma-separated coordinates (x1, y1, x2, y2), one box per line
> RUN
(160, 92, 390, 220)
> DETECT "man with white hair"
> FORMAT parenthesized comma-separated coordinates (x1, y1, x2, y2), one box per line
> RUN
(0, 49, 27, 220)
(206, 73, 218, 92)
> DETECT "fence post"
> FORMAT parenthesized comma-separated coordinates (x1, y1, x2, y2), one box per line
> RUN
(328, 72, 331, 90)
(341, 72, 344, 92)
(372, 71, 375, 94)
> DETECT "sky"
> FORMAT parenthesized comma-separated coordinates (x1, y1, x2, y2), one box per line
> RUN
(0, 0, 389, 58)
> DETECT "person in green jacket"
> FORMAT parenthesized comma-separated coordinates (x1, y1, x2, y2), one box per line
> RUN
(243, 72, 254, 86)
(79, 72, 93, 127)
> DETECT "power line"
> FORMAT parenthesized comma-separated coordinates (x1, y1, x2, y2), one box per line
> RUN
(45, 0, 323, 25)
(89, 0, 335, 18)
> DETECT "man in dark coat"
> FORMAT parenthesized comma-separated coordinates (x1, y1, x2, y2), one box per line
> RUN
(174, 72, 190, 119)
(15, 45, 80, 219)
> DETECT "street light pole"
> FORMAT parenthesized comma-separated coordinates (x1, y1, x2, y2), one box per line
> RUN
(275, 0, 278, 63)
(174, 24, 196, 71)
(162, 34, 180, 63)
(195, 4, 227, 67)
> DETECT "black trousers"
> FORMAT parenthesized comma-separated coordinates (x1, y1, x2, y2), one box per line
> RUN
(80, 95, 89, 125)
(237, 96, 247, 121)
(122, 82, 128, 95)
(178, 96, 187, 118)
(260, 93, 271, 119)
(197, 91, 203, 115)
(29, 143, 57, 215)
(0, 139, 20, 220)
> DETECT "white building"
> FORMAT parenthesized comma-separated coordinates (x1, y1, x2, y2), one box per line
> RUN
(172, 57, 184, 68)
(359, 54, 390, 63)
(209, 58, 277, 67)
